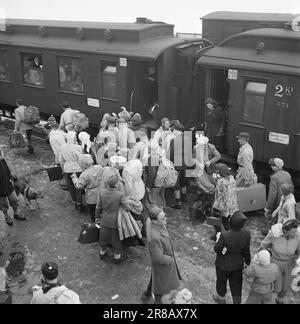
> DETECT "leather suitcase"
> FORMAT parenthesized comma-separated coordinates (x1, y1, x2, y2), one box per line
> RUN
(8, 132, 26, 148)
(78, 222, 100, 244)
(47, 165, 63, 181)
(235, 183, 266, 213)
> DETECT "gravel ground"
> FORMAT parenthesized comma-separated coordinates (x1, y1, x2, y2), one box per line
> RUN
(0, 124, 299, 304)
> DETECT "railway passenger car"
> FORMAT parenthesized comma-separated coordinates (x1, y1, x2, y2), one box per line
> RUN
(197, 16, 300, 184)
(0, 17, 193, 129)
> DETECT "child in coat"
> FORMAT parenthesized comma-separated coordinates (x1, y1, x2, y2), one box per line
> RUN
(243, 250, 280, 304)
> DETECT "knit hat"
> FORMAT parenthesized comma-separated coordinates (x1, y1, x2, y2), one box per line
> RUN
(257, 250, 270, 266)
(149, 206, 164, 220)
(229, 210, 247, 230)
(118, 109, 131, 121)
(106, 174, 119, 188)
(78, 154, 94, 171)
(269, 158, 284, 169)
(41, 262, 59, 280)
(280, 183, 294, 196)
(175, 288, 192, 304)
(131, 113, 142, 126)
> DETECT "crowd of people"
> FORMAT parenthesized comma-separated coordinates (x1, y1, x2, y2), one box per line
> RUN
(0, 97, 299, 304)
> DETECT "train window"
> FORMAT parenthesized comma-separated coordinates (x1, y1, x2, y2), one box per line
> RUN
(58, 57, 84, 93)
(243, 81, 266, 124)
(102, 64, 117, 100)
(21, 53, 44, 87)
(0, 51, 9, 81)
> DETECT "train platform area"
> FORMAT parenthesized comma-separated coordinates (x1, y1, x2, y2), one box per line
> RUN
(0, 123, 299, 304)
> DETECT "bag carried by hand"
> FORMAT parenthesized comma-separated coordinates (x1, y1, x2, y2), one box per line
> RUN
(78, 222, 100, 244)
(8, 132, 26, 148)
(22, 105, 40, 124)
(47, 165, 63, 181)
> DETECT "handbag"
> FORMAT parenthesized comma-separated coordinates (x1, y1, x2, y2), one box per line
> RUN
(8, 132, 26, 148)
(78, 222, 100, 244)
(47, 165, 63, 181)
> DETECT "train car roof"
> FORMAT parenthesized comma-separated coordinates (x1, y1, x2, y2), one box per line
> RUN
(197, 28, 300, 76)
(201, 11, 297, 22)
(0, 18, 184, 61)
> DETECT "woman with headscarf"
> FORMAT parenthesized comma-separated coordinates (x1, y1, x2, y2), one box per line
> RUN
(71, 154, 103, 222)
(141, 206, 181, 304)
(193, 135, 221, 194)
(272, 184, 296, 224)
(78, 131, 97, 164)
(259, 219, 300, 304)
(210, 163, 239, 240)
(58, 131, 83, 209)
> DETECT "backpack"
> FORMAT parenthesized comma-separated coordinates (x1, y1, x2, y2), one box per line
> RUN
(154, 159, 178, 188)
(22, 105, 40, 124)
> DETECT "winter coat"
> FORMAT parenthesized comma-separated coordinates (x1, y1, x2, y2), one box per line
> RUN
(49, 129, 67, 164)
(72, 165, 103, 204)
(31, 285, 81, 304)
(58, 143, 83, 173)
(236, 143, 255, 187)
(243, 262, 280, 294)
(273, 193, 296, 224)
(148, 222, 181, 295)
(122, 159, 145, 201)
(214, 212, 251, 271)
(95, 187, 125, 229)
(59, 108, 76, 131)
(266, 170, 293, 211)
(0, 159, 14, 196)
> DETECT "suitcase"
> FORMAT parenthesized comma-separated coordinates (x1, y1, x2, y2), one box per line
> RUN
(78, 222, 100, 244)
(206, 208, 222, 227)
(47, 165, 63, 181)
(234, 183, 266, 213)
(189, 201, 206, 223)
(8, 132, 26, 148)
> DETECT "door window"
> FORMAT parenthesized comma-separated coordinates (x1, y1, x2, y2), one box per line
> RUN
(102, 64, 117, 100)
(243, 81, 266, 124)
(0, 51, 9, 81)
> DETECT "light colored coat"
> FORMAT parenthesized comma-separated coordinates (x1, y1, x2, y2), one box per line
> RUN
(31, 285, 81, 304)
(122, 159, 145, 201)
(59, 108, 76, 131)
(49, 129, 67, 163)
(273, 193, 296, 224)
(236, 142, 255, 187)
(14, 105, 33, 132)
(58, 143, 83, 173)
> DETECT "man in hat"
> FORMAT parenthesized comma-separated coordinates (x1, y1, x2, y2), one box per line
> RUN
(153, 118, 171, 149)
(262, 158, 293, 234)
(14, 99, 34, 154)
(236, 132, 255, 187)
(31, 262, 81, 304)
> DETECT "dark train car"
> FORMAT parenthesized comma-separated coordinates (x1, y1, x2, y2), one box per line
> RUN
(0, 17, 187, 128)
(201, 11, 297, 45)
(197, 21, 300, 184)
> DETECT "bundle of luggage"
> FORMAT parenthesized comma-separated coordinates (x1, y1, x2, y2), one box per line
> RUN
(8, 132, 26, 148)
(71, 111, 89, 133)
(22, 105, 41, 125)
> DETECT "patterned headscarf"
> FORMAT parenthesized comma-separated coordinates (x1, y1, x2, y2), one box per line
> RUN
(78, 154, 94, 171)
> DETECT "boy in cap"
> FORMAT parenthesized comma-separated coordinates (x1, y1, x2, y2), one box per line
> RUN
(262, 158, 293, 235)
(243, 250, 280, 304)
(236, 132, 255, 187)
(31, 262, 81, 304)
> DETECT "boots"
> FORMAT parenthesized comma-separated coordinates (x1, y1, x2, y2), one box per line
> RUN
(213, 294, 226, 304)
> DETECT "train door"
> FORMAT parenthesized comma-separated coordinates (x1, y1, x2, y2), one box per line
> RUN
(263, 77, 299, 169)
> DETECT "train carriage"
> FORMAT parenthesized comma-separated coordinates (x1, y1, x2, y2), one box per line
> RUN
(197, 22, 300, 184)
(0, 17, 187, 130)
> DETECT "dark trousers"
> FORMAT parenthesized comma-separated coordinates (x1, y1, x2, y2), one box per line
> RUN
(25, 129, 33, 149)
(215, 267, 243, 304)
(66, 172, 82, 203)
(214, 216, 230, 233)
(144, 275, 162, 304)
(88, 204, 96, 222)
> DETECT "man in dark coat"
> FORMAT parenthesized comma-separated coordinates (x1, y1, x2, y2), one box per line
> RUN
(213, 210, 251, 304)
(0, 149, 26, 225)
